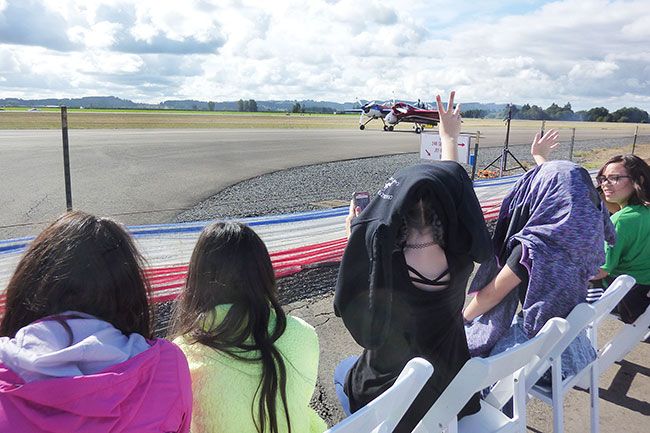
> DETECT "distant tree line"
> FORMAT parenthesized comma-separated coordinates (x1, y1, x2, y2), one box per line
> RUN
(463, 103, 648, 123)
(290, 102, 334, 114)
(237, 99, 258, 112)
(577, 106, 649, 123)
(462, 109, 488, 118)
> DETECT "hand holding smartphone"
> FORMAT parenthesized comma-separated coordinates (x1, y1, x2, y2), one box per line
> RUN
(353, 191, 370, 213)
(346, 192, 370, 239)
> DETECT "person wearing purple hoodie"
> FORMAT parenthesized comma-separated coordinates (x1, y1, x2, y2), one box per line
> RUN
(0, 211, 192, 433)
(463, 147, 616, 380)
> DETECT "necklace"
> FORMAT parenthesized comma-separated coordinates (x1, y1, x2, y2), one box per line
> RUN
(403, 240, 437, 249)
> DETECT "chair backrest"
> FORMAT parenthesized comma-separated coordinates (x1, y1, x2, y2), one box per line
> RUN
(325, 357, 434, 433)
(412, 318, 567, 432)
(590, 274, 636, 327)
(483, 315, 572, 410)
(524, 274, 635, 387)
(523, 303, 595, 387)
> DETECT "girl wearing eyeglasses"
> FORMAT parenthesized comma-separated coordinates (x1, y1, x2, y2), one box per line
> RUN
(593, 155, 650, 323)
(532, 142, 650, 324)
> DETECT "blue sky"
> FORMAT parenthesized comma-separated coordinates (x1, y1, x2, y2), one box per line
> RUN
(0, 0, 648, 111)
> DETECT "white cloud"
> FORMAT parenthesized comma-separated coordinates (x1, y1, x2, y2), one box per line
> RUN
(0, 46, 19, 72)
(621, 17, 650, 39)
(568, 61, 619, 80)
(0, 0, 648, 111)
(68, 21, 121, 48)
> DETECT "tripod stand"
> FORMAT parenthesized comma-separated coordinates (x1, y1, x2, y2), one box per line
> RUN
(484, 104, 527, 177)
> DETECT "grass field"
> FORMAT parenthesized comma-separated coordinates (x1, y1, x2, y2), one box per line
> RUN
(1, 109, 648, 131)
(0, 107, 251, 114)
(0, 110, 350, 129)
(574, 143, 650, 168)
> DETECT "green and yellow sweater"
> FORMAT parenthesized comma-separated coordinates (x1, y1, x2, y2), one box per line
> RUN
(174, 304, 327, 433)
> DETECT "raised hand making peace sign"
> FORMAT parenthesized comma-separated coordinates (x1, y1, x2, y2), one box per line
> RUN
(436, 91, 461, 161)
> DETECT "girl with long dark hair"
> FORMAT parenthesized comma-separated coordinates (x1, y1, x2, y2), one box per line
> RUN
(0, 211, 192, 433)
(592, 154, 650, 322)
(170, 222, 326, 433)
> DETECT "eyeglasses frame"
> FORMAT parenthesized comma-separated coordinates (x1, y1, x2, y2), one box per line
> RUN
(596, 175, 632, 185)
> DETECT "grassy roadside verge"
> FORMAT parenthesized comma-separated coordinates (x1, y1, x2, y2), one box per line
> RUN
(573, 143, 650, 168)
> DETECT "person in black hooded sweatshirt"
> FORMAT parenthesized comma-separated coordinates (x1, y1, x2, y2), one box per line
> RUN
(334, 92, 493, 432)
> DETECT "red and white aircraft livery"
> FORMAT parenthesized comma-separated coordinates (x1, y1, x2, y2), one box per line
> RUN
(384, 102, 440, 133)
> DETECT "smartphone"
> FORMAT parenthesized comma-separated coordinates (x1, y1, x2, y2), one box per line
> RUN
(353, 191, 370, 212)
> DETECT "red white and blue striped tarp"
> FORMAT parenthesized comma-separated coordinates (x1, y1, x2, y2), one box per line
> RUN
(0, 174, 522, 312)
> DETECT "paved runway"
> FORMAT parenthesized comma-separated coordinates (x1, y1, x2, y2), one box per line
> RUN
(0, 126, 637, 239)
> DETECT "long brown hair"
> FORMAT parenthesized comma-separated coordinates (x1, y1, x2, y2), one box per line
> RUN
(1, 211, 152, 338)
(598, 154, 650, 206)
(170, 222, 291, 433)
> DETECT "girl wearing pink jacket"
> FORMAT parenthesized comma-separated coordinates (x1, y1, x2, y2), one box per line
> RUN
(0, 211, 192, 433)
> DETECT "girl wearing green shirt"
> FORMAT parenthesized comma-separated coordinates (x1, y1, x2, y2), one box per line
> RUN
(169, 222, 326, 433)
(594, 154, 650, 323)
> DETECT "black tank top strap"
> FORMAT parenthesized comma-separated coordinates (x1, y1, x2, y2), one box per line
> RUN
(406, 264, 450, 286)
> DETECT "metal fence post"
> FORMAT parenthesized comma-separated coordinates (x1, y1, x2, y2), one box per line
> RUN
(61, 106, 73, 211)
(569, 128, 576, 161)
(471, 131, 480, 181)
(631, 125, 639, 154)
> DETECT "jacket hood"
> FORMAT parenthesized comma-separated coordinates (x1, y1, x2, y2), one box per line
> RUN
(0, 314, 192, 433)
(0, 312, 150, 383)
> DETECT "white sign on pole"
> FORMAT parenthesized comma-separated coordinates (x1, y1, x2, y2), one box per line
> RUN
(420, 133, 471, 164)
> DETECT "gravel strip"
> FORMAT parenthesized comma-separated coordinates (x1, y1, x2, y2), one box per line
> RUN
(172, 134, 647, 224)
(172, 151, 500, 224)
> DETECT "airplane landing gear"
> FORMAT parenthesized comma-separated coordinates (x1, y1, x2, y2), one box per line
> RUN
(383, 125, 388, 131)
(359, 116, 375, 131)
(388, 125, 394, 131)
(414, 126, 421, 134)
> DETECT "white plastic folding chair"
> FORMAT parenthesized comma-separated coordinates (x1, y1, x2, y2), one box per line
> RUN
(412, 317, 568, 433)
(325, 357, 434, 433)
(580, 276, 649, 385)
(593, 303, 650, 375)
(527, 274, 636, 433)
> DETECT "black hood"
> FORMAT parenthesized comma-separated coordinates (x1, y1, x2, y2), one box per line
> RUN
(334, 162, 492, 349)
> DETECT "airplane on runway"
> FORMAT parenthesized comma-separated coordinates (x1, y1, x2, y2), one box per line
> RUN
(357, 101, 393, 130)
(354, 100, 440, 133)
(383, 102, 440, 134)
